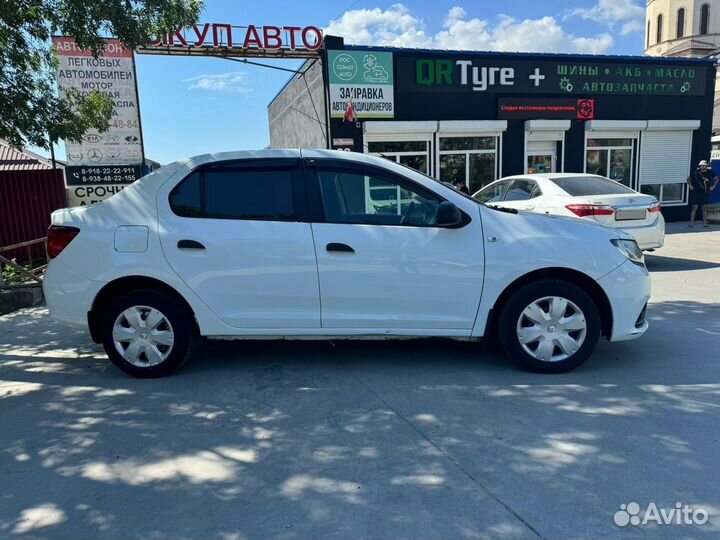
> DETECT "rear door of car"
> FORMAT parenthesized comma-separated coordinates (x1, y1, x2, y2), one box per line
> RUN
(498, 178, 543, 211)
(304, 158, 485, 332)
(157, 158, 321, 329)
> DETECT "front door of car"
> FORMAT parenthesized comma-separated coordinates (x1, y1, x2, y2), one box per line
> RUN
(157, 159, 320, 329)
(306, 161, 485, 331)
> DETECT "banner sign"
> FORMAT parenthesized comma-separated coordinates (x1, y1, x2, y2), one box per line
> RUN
(53, 36, 144, 206)
(499, 98, 595, 120)
(329, 51, 395, 118)
(146, 23, 322, 51)
(65, 165, 143, 186)
(53, 37, 144, 169)
(397, 56, 707, 96)
(67, 184, 131, 207)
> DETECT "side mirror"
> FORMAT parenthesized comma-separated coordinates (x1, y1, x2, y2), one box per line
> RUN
(436, 201, 462, 227)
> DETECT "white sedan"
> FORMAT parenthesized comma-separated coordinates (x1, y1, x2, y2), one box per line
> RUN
(44, 150, 650, 377)
(473, 173, 665, 250)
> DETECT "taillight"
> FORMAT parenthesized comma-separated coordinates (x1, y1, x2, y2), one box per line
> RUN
(47, 226, 80, 259)
(565, 204, 615, 217)
(648, 202, 662, 213)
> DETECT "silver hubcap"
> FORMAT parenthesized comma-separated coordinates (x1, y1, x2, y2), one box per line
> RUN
(516, 296, 587, 363)
(113, 306, 174, 367)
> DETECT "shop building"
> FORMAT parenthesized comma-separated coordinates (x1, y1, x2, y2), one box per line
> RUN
(268, 37, 716, 221)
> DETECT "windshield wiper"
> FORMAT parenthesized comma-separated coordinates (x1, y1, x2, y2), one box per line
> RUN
(487, 205, 518, 214)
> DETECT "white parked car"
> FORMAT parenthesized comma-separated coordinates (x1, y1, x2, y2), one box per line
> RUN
(472, 173, 665, 250)
(44, 150, 650, 377)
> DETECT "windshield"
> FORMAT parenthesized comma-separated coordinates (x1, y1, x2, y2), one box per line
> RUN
(391, 158, 480, 202)
(550, 176, 636, 196)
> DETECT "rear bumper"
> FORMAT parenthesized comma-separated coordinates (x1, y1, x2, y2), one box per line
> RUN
(597, 260, 651, 342)
(43, 259, 103, 330)
(618, 215, 665, 250)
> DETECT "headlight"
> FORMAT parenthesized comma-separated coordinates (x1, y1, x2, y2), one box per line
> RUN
(611, 238, 644, 266)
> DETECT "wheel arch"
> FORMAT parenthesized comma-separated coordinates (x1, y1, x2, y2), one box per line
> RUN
(88, 275, 198, 343)
(485, 267, 613, 341)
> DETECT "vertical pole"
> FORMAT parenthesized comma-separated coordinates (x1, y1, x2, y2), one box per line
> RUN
(320, 44, 331, 149)
(131, 49, 147, 176)
(49, 136, 57, 169)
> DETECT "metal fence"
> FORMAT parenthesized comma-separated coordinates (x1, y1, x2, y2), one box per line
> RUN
(0, 169, 67, 262)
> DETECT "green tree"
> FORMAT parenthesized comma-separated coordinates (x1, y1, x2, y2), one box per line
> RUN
(0, 0, 203, 149)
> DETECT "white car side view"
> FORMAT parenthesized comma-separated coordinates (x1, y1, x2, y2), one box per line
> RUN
(43, 150, 650, 377)
(472, 173, 665, 250)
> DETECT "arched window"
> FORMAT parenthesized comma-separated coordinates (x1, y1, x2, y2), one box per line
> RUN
(647, 20, 651, 47)
(677, 8, 685, 38)
(657, 13, 663, 43)
(700, 3, 710, 35)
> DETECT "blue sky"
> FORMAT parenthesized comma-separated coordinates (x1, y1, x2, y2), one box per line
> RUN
(54, 0, 649, 164)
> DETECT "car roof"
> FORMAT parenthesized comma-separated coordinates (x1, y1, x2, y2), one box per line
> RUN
(175, 148, 391, 169)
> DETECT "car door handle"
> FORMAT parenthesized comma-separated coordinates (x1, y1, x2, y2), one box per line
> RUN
(177, 239, 205, 250)
(326, 242, 354, 253)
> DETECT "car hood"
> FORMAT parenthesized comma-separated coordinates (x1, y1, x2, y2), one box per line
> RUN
(479, 204, 633, 280)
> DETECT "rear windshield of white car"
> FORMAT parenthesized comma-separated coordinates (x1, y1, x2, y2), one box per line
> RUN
(549, 176, 637, 196)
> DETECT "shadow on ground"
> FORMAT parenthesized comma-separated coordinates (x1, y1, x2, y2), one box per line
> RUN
(645, 254, 720, 272)
(0, 301, 718, 540)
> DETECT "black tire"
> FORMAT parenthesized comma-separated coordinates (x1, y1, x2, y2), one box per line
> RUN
(101, 289, 199, 378)
(497, 280, 600, 373)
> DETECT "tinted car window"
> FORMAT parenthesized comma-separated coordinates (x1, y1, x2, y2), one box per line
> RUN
(205, 169, 294, 220)
(170, 166, 295, 220)
(474, 181, 508, 203)
(169, 172, 202, 217)
(550, 176, 636, 196)
(504, 179, 541, 201)
(318, 170, 440, 226)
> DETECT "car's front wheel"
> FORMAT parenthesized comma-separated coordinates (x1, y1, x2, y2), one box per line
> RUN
(101, 289, 198, 378)
(498, 280, 601, 373)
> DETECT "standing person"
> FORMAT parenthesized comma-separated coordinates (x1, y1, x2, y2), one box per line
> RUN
(688, 160, 719, 227)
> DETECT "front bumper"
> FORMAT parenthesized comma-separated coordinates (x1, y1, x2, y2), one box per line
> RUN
(597, 260, 651, 342)
(43, 258, 104, 330)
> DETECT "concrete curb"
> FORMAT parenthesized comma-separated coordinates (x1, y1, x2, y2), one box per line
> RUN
(0, 285, 44, 315)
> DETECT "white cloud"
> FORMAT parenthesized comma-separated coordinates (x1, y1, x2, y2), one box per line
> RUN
(325, 4, 431, 48)
(567, 0, 645, 36)
(325, 4, 615, 54)
(184, 72, 251, 93)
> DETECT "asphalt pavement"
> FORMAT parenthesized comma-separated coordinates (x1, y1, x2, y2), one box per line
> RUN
(1, 221, 718, 540)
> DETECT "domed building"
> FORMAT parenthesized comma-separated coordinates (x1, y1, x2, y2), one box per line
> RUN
(645, 0, 720, 134)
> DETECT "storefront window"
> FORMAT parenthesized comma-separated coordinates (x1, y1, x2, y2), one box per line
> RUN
(439, 136, 497, 192)
(368, 141, 426, 153)
(662, 183, 684, 202)
(527, 155, 553, 174)
(367, 140, 430, 174)
(640, 183, 685, 203)
(640, 184, 661, 200)
(439, 154, 466, 185)
(469, 154, 495, 193)
(586, 138, 634, 187)
(440, 137, 495, 151)
(398, 154, 428, 173)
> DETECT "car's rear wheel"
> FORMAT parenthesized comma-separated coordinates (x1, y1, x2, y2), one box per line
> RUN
(498, 280, 600, 373)
(101, 289, 198, 378)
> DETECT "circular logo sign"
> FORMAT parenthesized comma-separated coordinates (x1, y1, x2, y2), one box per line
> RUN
(333, 54, 357, 81)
